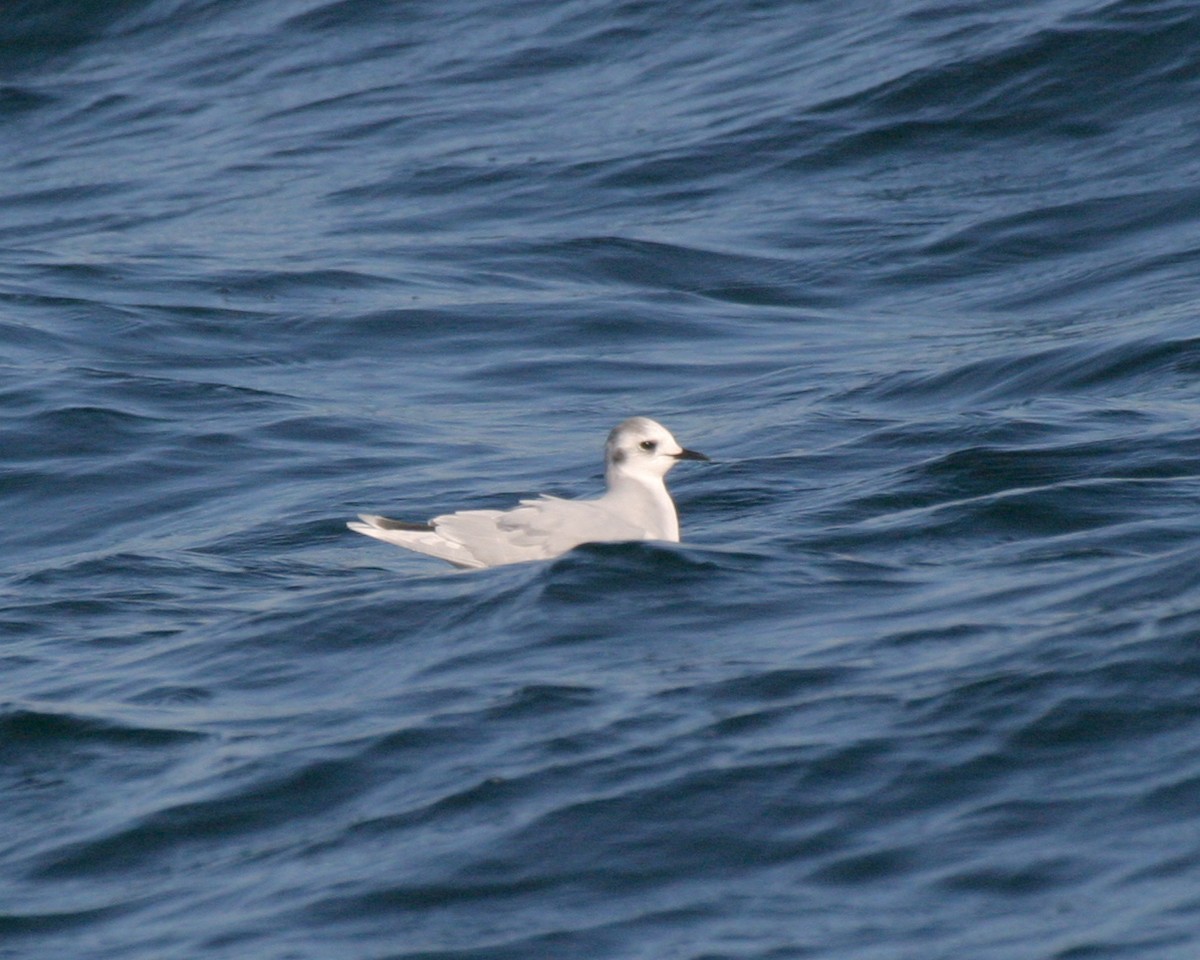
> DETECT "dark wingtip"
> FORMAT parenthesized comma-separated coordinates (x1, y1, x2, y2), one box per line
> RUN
(368, 515, 436, 531)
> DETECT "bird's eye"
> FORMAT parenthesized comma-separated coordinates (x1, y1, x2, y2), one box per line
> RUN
(640, 439, 657, 451)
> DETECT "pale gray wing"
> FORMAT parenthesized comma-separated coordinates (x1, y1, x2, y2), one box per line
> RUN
(433, 496, 651, 567)
(424, 507, 548, 567)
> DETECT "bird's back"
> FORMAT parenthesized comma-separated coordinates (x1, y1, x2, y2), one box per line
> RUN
(435, 496, 656, 566)
(350, 494, 666, 568)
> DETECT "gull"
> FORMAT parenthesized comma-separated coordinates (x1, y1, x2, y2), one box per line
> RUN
(348, 417, 708, 568)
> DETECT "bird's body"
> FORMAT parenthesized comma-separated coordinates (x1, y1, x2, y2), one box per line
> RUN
(348, 417, 707, 568)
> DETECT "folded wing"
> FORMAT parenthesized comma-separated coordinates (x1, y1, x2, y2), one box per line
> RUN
(349, 496, 653, 568)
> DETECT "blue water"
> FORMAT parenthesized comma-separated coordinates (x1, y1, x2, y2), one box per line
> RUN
(5, 0, 1200, 957)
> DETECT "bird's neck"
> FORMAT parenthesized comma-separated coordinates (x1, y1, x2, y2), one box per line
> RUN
(603, 469, 680, 541)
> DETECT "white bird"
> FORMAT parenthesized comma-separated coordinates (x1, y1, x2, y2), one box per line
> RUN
(348, 417, 708, 568)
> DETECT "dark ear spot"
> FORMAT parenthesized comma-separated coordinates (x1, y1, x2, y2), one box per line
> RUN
(612, 449, 627, 464)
